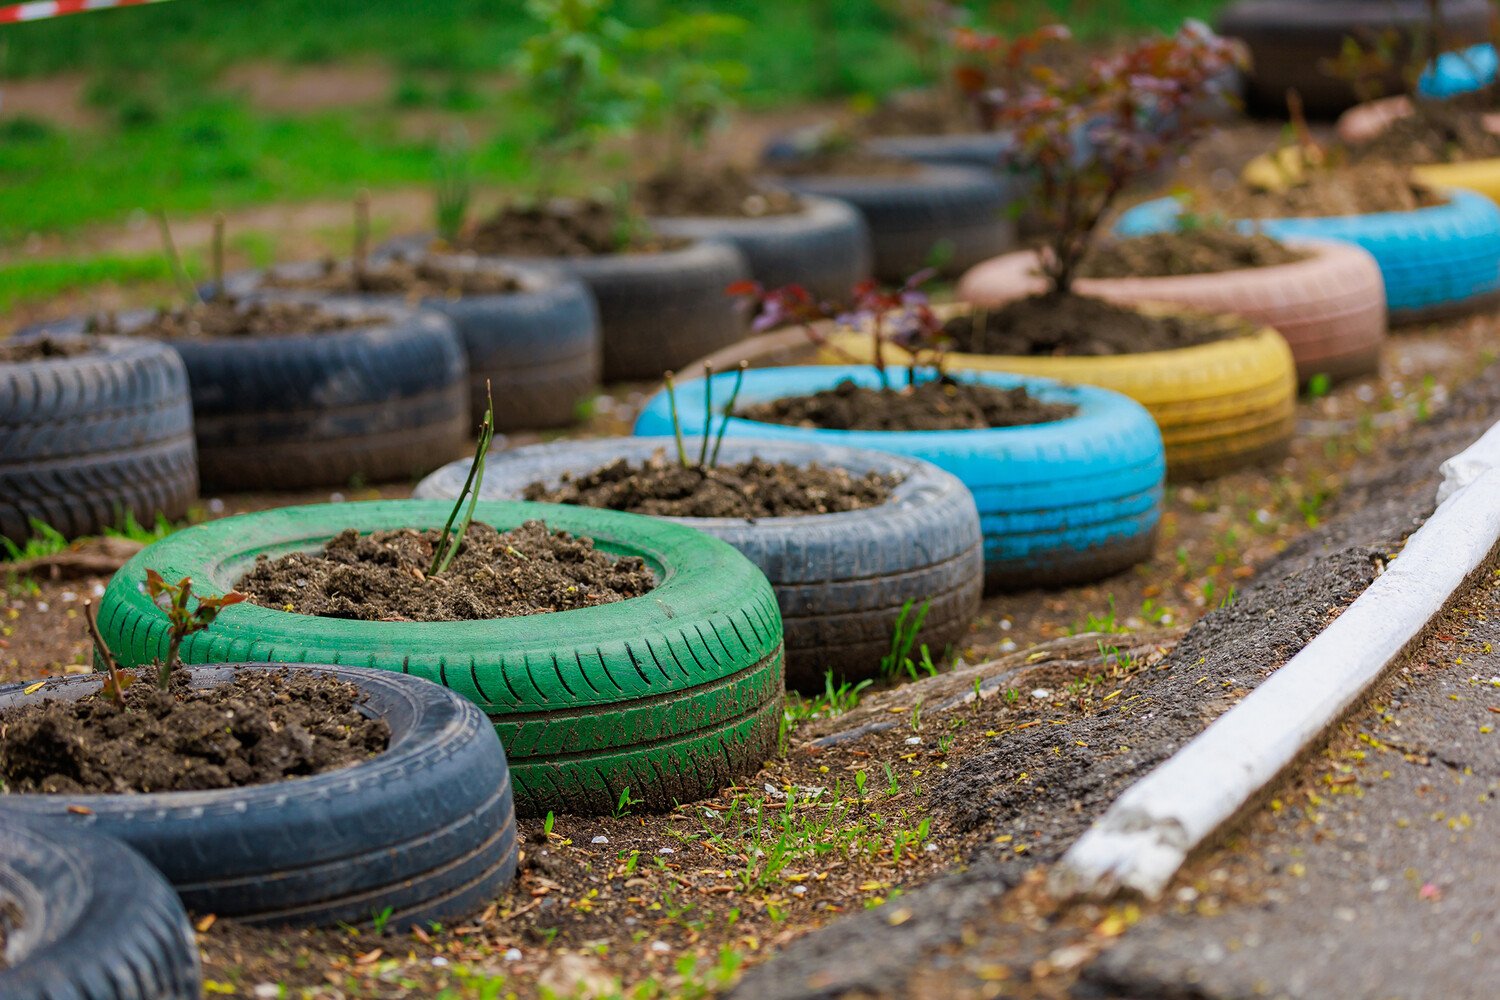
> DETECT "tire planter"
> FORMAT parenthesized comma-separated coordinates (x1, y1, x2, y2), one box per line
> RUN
(1216, 0, 1493, 117)
(1336, 97, 1500, 207)
(957, 241, 1386, 385)
(826, 319, 1294, 481)
(634, 366, 1165, 592)
(0, 664, 518, 929)
(28, 304, 470, 491)
(413, 438, 983, 690)
(0, 814, 200, 1000)
(1115, 189, 1500, 325)
(2, 334, 197, 545)
(769, 165, 1017, 282)
(96, 501, 784, 817)
(1418, 42, 1497, 99)
(228, 257, 601, 433)
(648, 195, 873, 304)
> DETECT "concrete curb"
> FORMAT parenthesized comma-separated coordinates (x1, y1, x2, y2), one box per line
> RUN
(1051, 461, 1500, 901)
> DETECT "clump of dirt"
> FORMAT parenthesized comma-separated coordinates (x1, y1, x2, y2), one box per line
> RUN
(1081, 229, 1306, 279)
(739, 378, 1075, 432)
(523, 451, 899, 519)
(1351, 102, 1500, 165)
(0, 897, 19, 969)
(263, 256, 522, 296)
(1189, 161, 1446, 219)
(0, 337, 94, 362)
(945, 293, 1241, 356)
(458, 200, 684, 257)
(638, 165, 802, 218)
(0, 668, 390, 795)
(86, 298, 375, 339)
(238, 521, 654, 622)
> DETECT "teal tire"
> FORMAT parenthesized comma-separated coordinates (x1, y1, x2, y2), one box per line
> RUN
(96, 500, 785, 817)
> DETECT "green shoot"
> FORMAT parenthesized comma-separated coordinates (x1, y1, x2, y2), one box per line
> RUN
(353, 189, 371, 282)
(143, 570, 246, 690)
(154, 210, 200, 306)
(697, 362, 714, 468)
(880, 598, 932, 680)
(708, 361, 747, 468)
(662, 370, 690, 468)
(210, 212, 226, 300)
(429, 381, 496, 577)
(434, 128, 473, 244)
(614, 786, 638, 818)
(85, 598, 133, 702)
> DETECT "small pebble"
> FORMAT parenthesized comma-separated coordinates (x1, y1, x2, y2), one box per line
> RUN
(592, 835, 609, 844)
(253, 986, 280, 1000)
(1032, 688, 1052, 699)
(905, 736, 922, 745)
(431, 957, 449, 967)
(790, 885, 807, 896)
(504, 948, 523, 962)
(657, 847, 674, 855)
(650, 941, 671, 953)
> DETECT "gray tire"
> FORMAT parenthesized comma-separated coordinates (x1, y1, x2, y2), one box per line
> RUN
(649, 195, 872, 303)
(228, 258, 601, 433)
(769, 165, 1017, 281)
(415, 437, 983, 689)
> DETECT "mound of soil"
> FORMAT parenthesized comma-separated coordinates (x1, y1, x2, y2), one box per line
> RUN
(639, 165, 802, 219)
(459, 199, 683, 257)
(0, 668, 390, 795)
(523, 452, 899, 519)
(86, 298, 374, 339)
(1081, 229, 1306, 279)
(945, 293, 1240, 356)
(768, 137, 922, 179)
(1192, 161, 1445, 219)
(0, 337, 94, 362)
(1352, 102, 1500, 165)
(860, 90, 981, 137)
(264, 256, 521, 297)
(739, 378, 1074, 432)
(238, 520, 654, 622)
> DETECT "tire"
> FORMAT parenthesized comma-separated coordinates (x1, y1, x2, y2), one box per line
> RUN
(634, 366, 1165, 592)
(0, 814, 201, 1000)
(826, 314, 1296, 481)
(0, 664, 518, 930)
(30, 305, 470, 491)
(1337, 98, 1500, 208)
(1217, 0, 1493, 118)
(1418, 42, 1497, 98)
(229, 258, 601, 433)
(1, 334, 197, 545)
(769, 165, 1018, 282)
(649, 195, 873, 304)
(1115, 190, 1500, 325)
(414, 437, 984, 690)
(957, 241, 1386, 385)
(95, 501, 785, 818)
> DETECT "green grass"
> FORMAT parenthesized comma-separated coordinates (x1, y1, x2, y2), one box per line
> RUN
(0, 254, 175, 312)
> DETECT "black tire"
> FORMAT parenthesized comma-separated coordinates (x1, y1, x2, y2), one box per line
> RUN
(1218, 0, 1493, 118)
(1, 334, 197, 544)
(228, 258, 602, 433)
(30, 304, 470, 491)
(0, 814, 201, 1000)
(414, 437, 984, 690)
(649, 195, 873, 303)
(0, 664, 519, 930)
(769, 165, 1017, 282)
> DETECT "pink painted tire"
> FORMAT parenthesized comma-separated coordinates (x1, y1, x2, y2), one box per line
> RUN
(956, 240, 1387, 384)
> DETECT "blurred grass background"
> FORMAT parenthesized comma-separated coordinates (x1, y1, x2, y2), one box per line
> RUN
(0, 0, 1225, 309)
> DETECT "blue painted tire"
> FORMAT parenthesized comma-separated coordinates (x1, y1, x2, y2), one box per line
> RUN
(633, 366, 1165, 592)
(1419, 43, 1497, 99)
(1115, 190, 1500, 323)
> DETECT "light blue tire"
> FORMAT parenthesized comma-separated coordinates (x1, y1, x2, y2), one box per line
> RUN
(633, 366, 1165, 592)
(1115, 190, 1500, 323)
(1419, 43, 1497, 99)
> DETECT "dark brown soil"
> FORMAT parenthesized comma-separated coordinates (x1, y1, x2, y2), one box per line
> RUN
(0, 668, 389, 795)
(767, 135, 922, 178)
(946, 293, 1241, 356)
(859, 89, 979, 137)
(739, 377, 1075, 432)
(638, 164, 802, 219)
(1081, 229, 1306, 279)
(1191, 161, 1446, 219)
(263, 256, 521, 296)
(1351, 101, 1500, 165)
(0, 337, 94, 361)
(237, 521, 654, 622)
(522, 452, 899, 519)
(85, 297, 374, 339)
(458, 200, 683, 257)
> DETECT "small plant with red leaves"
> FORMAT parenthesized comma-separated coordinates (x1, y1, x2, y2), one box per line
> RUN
(731, 272, 948, 388)
(144, 569, 246, 691)
(972, 22, 1242, 297)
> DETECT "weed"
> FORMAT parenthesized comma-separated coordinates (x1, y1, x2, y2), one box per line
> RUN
(614, 786, 638, 818)
(428, 383, 495, 577)
(880, 597, 933, 680)
(143, 570, 247, 690)
(370, 906, 393, 935)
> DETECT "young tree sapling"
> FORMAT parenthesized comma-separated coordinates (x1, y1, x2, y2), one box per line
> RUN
(143, 569, 246, 691)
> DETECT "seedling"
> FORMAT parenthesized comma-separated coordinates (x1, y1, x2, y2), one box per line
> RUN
(210, 212, 226, 300)
(143, 569, 246, 690)
(428, 382, 495, 578)
(154, 210, 200, 306)
(352, 189, 371, 284)
(433, 127, 472, 244)
(84, 599, 132, 702)
(614, 786, 639, 818)
(657, 361, 748, 472)
(880, 597, 933, 680)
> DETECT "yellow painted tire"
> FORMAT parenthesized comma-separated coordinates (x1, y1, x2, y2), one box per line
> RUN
(1413, 159, 1500, 205)
(824, 318, 1297, 482)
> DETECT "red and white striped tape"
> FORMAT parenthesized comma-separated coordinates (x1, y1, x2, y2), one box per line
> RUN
(0, 0, 175, 25)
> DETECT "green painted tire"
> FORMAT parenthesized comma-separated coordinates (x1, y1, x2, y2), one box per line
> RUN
(96, 500, 785, 817)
